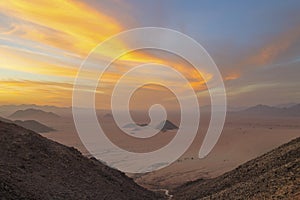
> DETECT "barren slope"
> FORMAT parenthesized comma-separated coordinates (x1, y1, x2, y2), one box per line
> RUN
(0, 121, 163, 200)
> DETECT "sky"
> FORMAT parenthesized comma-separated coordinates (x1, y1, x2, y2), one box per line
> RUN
(0, 0, 299, 108)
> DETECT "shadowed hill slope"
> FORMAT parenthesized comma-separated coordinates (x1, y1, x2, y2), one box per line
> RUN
(0, 117, 55, 133)
(14, 120, 55, 133)
(156, 120, 178, 132)
(0, 121, 163, 200)
(174, 137, 300, 200)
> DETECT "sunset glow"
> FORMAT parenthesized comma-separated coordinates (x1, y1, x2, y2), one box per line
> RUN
(0, 0, 299, 107)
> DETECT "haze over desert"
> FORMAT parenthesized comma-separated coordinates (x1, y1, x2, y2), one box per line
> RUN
(0, 0, 300, 199)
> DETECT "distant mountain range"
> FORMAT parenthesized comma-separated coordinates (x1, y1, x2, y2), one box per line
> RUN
(235, 104, 300, 117)
(0, 121, 162, 200)
(0, 117, 55, 133)
(275, 102, 299, 108)
(200, 105, 246, 112)
(0, 103, 299, 118)
(0, 104, 70, 117)
(174, 137, 300, 199)
(9, 108, 60, 121)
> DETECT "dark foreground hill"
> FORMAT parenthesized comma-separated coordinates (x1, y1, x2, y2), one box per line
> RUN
(0, 121, 163, 200)
(174, 137, 300, 200)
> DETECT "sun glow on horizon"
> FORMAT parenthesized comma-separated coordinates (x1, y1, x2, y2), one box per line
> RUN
(0, 0, 219, 108)
(0, 0, 299, 107)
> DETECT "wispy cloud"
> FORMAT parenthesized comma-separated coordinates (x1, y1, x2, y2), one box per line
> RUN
(0, 0, 299, 107)
(0, 0, 123, 56)
(241, 27, 300, 67)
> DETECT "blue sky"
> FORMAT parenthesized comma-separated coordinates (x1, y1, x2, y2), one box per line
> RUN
(0, 0, 299, 107)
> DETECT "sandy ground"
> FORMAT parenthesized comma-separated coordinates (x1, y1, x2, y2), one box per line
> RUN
(10, 111, 300, 190)
(134, 116, 300, 189)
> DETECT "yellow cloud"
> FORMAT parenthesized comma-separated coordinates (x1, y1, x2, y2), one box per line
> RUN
(0, 80, 73, 106)
(0, 0, 213, 86)
(0, 0, 123, 56)
(0, 0, 217, 107)
(0, 46, 77, 78)
(116, 50, 213, 91)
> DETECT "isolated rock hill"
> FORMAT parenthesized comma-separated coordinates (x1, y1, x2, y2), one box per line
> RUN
(0, 117, 55, 133)
(9, 108, 60, 120)
(123, 120, 178, 132)
(0, 121, 163, 200)
(174, 137, 300, 200)
(156, 120, 178, 132)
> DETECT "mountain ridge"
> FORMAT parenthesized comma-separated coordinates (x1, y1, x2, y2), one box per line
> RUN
(0, 121, 163, 200)
(9, 108, 60, 119)
(0, 117, 55, 133)
(174, 137, 300, 199)
(234, 104, 300, 117)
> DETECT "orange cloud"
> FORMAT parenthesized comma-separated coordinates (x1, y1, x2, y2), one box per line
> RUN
(0, 79, 109, 106)
(0, 0, 123, 56)
(116, 50, 213, 91)
(0, 80, 73, 106)
(0, 1, 217, 108)
(0, 0, 213, 85)
(224, 73, 240, 81)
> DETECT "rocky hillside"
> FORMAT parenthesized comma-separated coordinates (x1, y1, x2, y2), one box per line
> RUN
(174, 137, 300, 200)
(0, 121, 163, 200)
